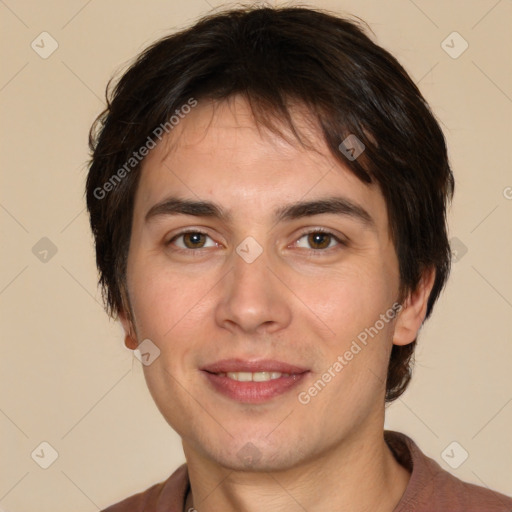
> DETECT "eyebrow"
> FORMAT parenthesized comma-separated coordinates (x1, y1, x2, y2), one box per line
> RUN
(145, 196, 375, 229)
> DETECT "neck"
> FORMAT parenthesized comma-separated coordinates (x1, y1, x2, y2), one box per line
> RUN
(183, 427, 410, 512)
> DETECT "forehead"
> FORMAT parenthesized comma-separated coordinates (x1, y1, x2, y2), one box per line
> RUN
(133, 96, 387, 230)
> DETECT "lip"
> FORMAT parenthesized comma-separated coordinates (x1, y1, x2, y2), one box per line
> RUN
(201, 359, 310, 404)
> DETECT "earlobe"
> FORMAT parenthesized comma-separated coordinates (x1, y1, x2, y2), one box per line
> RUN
(119, 309, 139, 350)
(393, 268, 436, 346)
(124, 334, 138, 350)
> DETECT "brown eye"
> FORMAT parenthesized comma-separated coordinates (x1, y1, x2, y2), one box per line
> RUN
(168, 231, 216, 250)
(182, 232, 207, 248)
(295, 228, 348, 255)
(307, 232, 332, 249)
(295, 230, 342, 251)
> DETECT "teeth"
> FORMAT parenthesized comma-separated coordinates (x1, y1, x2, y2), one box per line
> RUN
(230, 371, 253, 382)
(221, 371, 290, 381)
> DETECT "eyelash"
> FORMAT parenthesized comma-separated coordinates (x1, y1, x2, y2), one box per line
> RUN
(166, 228, 347, 254)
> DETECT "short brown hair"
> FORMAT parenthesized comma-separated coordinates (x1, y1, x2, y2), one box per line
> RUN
(86, 5, 454, 402)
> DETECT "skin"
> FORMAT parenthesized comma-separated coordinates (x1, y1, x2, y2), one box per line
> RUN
(120, 95, 435, 512)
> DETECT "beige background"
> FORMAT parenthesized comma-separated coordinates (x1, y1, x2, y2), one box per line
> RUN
(1, 0, 511, 510)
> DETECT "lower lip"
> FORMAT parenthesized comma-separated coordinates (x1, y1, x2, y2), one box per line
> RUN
(202, 371, 309, 404)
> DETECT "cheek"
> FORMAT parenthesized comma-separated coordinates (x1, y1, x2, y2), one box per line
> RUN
(301, 259, 396, 342)
(302, 260, 399, 404)
(128, 259, 216, 382)
(128, 257, 196, 337)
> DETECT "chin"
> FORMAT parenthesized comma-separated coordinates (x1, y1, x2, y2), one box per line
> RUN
(197, 434, 308, 473)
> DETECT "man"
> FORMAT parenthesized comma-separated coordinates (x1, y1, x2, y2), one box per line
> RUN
(86, 5, 512, 511)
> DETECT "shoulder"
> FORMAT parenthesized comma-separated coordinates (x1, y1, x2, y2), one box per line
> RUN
(386, 431, 512, 512)
(100, 464, 189, 512)
(424, 459, 512, 511)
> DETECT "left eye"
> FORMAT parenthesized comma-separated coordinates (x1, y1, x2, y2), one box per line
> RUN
(295, 231, 341, 250)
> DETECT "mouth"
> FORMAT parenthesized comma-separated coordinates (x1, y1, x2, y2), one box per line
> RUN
(201, 359, 310, 404)
(213, 371, 292, 381)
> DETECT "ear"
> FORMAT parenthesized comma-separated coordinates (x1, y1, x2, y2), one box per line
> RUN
(393, 267, 436, 346)
(119, 308, 139, 350)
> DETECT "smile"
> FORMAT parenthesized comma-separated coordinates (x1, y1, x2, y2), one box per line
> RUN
(201, 359, 309, 404)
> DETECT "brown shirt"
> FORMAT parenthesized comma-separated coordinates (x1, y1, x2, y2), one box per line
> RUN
(101, 430, 512, 511)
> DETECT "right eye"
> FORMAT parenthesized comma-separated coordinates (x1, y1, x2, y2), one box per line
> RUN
(167, 230, 218, 250)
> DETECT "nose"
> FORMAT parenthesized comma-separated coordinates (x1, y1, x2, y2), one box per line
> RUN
(214, 241, 292, 335)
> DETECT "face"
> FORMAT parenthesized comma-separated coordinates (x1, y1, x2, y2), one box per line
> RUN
(121, 96, 409, 471)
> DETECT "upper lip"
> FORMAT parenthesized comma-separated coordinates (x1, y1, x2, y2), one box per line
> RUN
(201, 359, 309, 374)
